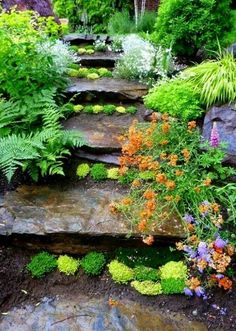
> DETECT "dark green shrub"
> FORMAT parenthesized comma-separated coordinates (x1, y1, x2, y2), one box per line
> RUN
(161, 278, 185, 294)
(115, 247, 182, 268)
(90, 163, 107, 181)
(126, 106, 137, 114)
(27, 252, 57, 278)
(84, 105, 94, 113)
(144, 79, 203, 120)
(81, 252, 106, 276)
(103, 104, 116, 115)
(134, 265, 160, 282)
(152, 0, 234, 57)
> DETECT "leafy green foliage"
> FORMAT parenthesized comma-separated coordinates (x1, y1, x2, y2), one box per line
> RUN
(161, 278, 185, 294)
(131, 280, 162, 295)
(134, 265, 160, 282)
(184, 51, 236, 107)
(27, 252, 57, 278)
(57, 255, 80, 275)
(76, 163, 90, 178)
(81, 252, 106, 276)
(144, 79, 203, 120)
(108, 260, 134, 284)
(152, 0, 234, 57)
(90, 164, 107, 181)
(115, 247, 182, 268)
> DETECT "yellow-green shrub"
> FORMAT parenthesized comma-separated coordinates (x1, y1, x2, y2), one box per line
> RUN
(57, 255, 80, 275)
(108, 260, 134, 284)
(131, 280, 162, 295)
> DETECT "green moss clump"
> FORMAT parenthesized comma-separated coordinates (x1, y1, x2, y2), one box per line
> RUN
(131, 281, 162, 295)
(90, 163, 107, 181)
(57, 255, 80, 275)
(160, 261, 187, 279)
(27, 252, 57, 278)
(134, 265, 160, 282)
(76, 163, 90, 179)
(97, 68, 109, 76)
(108, 260, 134, 284)
(73, 104, 84, 112)
(70, 63, 80, 70)
(103, 104, 116, 115)
(161, 278, 185, 294)
(138, 171, 155, 180)
(68, 69, 80, 77)
(92, 105, 104, 113)
(126, 106, 137, 114)
(84, 105, 94, 113)
(87, 73, 99, 80)
(81, 252, 106, 276)
(107, 168, 119, 180)
(77, 67, 90, 78)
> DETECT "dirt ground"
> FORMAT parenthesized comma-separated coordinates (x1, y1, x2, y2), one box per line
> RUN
(0, 245, 235, 331)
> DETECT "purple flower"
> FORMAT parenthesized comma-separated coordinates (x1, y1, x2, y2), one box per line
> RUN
(210, 122, 220, 147)
(214, 237, 226, 249)
(215, 274, 224, 279)
(195, 286, 205, 297)
(220, 308, 227, 316)
(184, 246, 197, 258)
(183, 214, 195, 224)
(184, 288, 193, 296)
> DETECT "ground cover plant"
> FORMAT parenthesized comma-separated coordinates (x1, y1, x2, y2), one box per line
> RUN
(0, 10, 83, 181)
(68, 66, 112, 79)
(81, 252, 106, 276)
(151, 0, 235, 58)
(27, 252, 57, 278)
(71, 103, 137, 115)
(76, 162, 119, 181)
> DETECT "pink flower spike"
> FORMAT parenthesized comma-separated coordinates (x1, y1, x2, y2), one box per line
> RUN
(210, 122, 220, 148)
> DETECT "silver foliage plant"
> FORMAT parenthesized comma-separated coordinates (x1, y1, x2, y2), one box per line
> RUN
(113, 34, 176, 84)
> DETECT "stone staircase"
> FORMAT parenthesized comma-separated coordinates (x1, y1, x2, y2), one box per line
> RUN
(0, 35, 185, 254)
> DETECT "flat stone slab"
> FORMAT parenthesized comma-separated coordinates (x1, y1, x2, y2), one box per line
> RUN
(64, 33, 112, 45)
(63, 105, 150, 152)
(1, 184, 185, 253)
(79, 52, 121, 68)
(0, 295, 207, 331)
(66, 78, 148, 101)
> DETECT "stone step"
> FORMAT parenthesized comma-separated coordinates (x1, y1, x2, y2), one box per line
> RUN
(63, 104, 151, 152)
(79, 52, 121, 68)
(0, 183, 185, 254)
(66, 78, 148, 102)
(64, 33, 112, 46)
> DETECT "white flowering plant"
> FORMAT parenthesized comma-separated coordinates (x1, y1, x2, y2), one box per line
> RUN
(113, 35, 176, 84)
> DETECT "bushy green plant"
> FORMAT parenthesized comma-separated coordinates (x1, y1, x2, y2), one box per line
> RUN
(184, 51, 236, 107)
(108, 260, 134, 284)
(131, 280, 162, 295)
(81, 252, 106, 276)
(108, 10, 135, 35)
(144, 79, 203, 120)
(76, 163, 90, 178)
(84, 105, 94, 113)
(92, 105, 104, 113)
(107, 168, 120, 180)
(118, 169, 139, 184)
(134, 265, 160, 282)
(73, 104, 84, 112)
(87, 73, 99, 80)
(126, 106, 137, 114)
(152, 0, 234, 57)
(138, 171, 155, 181)
(161, 278, 185, 294)
(57, 255, 80, 275)
(136, 11, 157, 34)
(90, 164, 107, 181)
(160, 261, 187, 280)
(27, 252, 57, 278)
(103, 104, 116, 115)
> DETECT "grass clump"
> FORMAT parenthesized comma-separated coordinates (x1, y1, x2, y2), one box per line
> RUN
(57, 255, 80, 275)
(108, 260, 134, 284)
(81, 252, 106, 276)
(27, 252, 57, 278)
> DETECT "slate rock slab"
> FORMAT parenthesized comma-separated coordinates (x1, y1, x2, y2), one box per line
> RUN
(0, 295, 207, 331)
(79, 52, 121, 68)
(202, 104, 236, 166)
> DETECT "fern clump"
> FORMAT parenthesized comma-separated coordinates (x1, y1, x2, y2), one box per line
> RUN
(90, 163, 107, 181)
(108, 260, 134, 284)
(81, 252, 106, 276)
(27, 252, 57, 278)
(76, 163, 90, 179)
(57, 255, 80, 275)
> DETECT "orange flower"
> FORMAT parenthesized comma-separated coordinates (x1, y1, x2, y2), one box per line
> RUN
(121, 197, 133, 206)
(142, 235, 154, 245)
(199, 203, 209, 214)
(159, 139, 169, 145)
(139, 209, 153, 219)
(188, 121, 197, 130)
(176, 242, 184, 250)
(131, 179, 141, 188)
(161, 113, 169, 121)
(145, 199, 156, 211)
(194, 186, 201, 193)
(187, 223, 195, 232)
(203, 178, 211, 186)
(227, 245, 235, 256)
(108, 298, 119, 307)
(165, 180, 176, 190)
(189, 235, 199, 243)
(144, 139, 153, 148)
(160, 152, 167, 160)
(109, 203, 119, 214)
(156, 173, 167, 184)
(168, 154, 178, 166)
(138, 219, 147, 231)
(119, 166, 128, 175)
(211, 203, 220, 213)
(182, 148, 190, 162)
(188, 277, 201, 290)
(175, 169, 184, 176)
(164, 195, 173, 201)
(143, 190, 156, 200)
(150, 112, 158, 122)
(161, 122, 171, 134)
(197, 259, 208, 271)
(218, 277, 232, 290)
